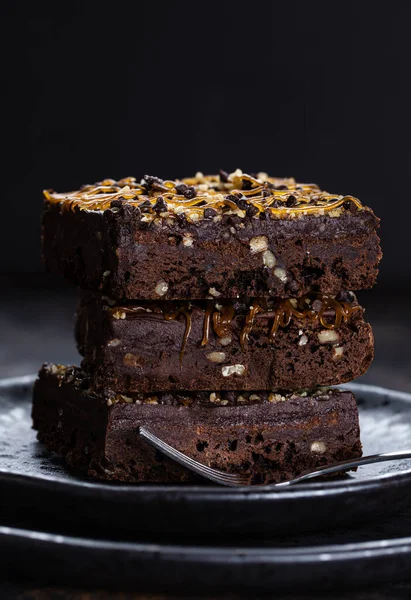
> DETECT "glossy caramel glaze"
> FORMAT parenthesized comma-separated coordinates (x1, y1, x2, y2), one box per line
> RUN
(109, 293, 360, 358)
(44, 169, 364, 222)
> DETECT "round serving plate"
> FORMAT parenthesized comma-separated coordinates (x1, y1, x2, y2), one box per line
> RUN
(1, 375, 411, 539)
(1, 524, 411, 594)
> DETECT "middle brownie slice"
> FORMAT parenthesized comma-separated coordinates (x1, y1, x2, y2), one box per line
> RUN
(76, 292, 374, 393)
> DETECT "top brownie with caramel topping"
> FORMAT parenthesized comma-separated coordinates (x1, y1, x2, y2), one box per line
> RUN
(42, 169, 381, 300)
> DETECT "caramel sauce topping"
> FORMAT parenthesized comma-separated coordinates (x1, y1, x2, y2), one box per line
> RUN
(44, 169, 364, 221)
(109, 294, 359, 359)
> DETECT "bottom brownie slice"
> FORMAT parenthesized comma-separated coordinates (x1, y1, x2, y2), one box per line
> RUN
(32, 364, 362, 484)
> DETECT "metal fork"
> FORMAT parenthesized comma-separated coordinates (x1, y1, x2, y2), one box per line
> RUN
(138, 426, 411, 488)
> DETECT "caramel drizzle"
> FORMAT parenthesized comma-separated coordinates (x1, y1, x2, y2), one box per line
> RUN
(164, 308, 192, 363)
(201, 302, 214, 346)
(109, 294, 359, 360)
(44, 171, 364, 219)
(240, 303, 265, 350)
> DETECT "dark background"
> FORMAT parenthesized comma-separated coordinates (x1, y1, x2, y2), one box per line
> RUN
(0, 2, 410, 390)
(1, 1, 410, 284)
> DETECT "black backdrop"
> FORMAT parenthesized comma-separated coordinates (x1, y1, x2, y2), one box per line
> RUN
(1, 2, 409, 286)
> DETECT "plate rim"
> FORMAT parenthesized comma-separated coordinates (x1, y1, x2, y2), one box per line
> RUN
(1, 375, 411, 498)
(1, 523, 411, 562)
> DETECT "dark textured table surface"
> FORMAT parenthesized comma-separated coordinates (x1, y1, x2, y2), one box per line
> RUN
(1, 275, 411, 599)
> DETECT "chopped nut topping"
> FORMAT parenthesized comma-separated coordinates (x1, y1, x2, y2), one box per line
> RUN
(206, 351, 226, 363)
(112, 310, 126, 320)
(268, 393, 287, 403)
(311, 441, 327, 453)
(318, 330, 339, 344)
(182, 234, 194, 247)
(222, 364, 246, 377)
(274, 267, 288, 282)
(44, 171, 364, 224)
(208, 287, 221, 297)
(155, 280, 168, 296)
(250, 235, 268, 253)
(263, 250, 276, 268)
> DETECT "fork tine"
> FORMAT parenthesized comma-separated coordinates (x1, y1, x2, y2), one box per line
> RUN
(139, 427, 246, 483)
(138, 426, 249, 486)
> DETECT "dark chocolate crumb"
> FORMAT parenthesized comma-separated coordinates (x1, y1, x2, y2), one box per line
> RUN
(247, 205, 259, 217)
(231, 193, 248, 210)
(110, 199, 124, 208)
(343, 199, 357, 212)
(175, 183, 188, 195)
(184, 186, 197, 199)
(142, 175, 164, 191)
(139, 200, 152, 212)
(286, 195, 297, 207)
(242, 178, 253, 190)
(259, 210, 267, 220)
(336, 290, 356, 303)
(276, 184, 288, 190)
(204, 208, 217, 219)
(219, 169, 229, 183)
(177, 213, 187, 227)
(262, 189, 272, 197)
(153, 196, 167, 214)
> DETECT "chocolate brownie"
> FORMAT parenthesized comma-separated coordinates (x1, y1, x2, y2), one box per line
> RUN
(32, 364, 362, 484)
(42, 170, 381, 300)
(76, 291, 374, 393)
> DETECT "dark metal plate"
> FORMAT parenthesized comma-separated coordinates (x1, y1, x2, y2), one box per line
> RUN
(1, 524, 411, 594)
(1, 376, 411, 539)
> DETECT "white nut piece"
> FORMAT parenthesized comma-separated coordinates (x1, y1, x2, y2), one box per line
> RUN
(268, 393, 287, 403)
(219, 336, 232, 346)
(311, 441, 327, 453)
(222, 364, 246, 377)
(155, 280, 168, 296)
(209, 393, 219, 403)
(318, 329, 339, 344)
(298, 334, 308, 346)
(333, 346, 344, 359)
(112, 310, 126, 320)
(208, 287, 221, 297)
(250, 235, 268, 253)
(182, 234, 194, 247)
(206, 352, 226, 363)
(274, 267, 288, 282)
(107, 338, 121, 347)
(263, 250, 276, 268)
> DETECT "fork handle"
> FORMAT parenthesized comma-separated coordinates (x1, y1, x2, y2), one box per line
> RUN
(272, 449, 411, 488)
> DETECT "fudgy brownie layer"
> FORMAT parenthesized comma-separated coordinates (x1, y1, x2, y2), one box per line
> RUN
(76, 292, 374, 393)
(32, 364, 362, 484)
(42, 173, 381, 300)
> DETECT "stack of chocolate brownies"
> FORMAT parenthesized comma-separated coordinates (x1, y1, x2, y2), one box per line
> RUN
(32, 170, 382, 484)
